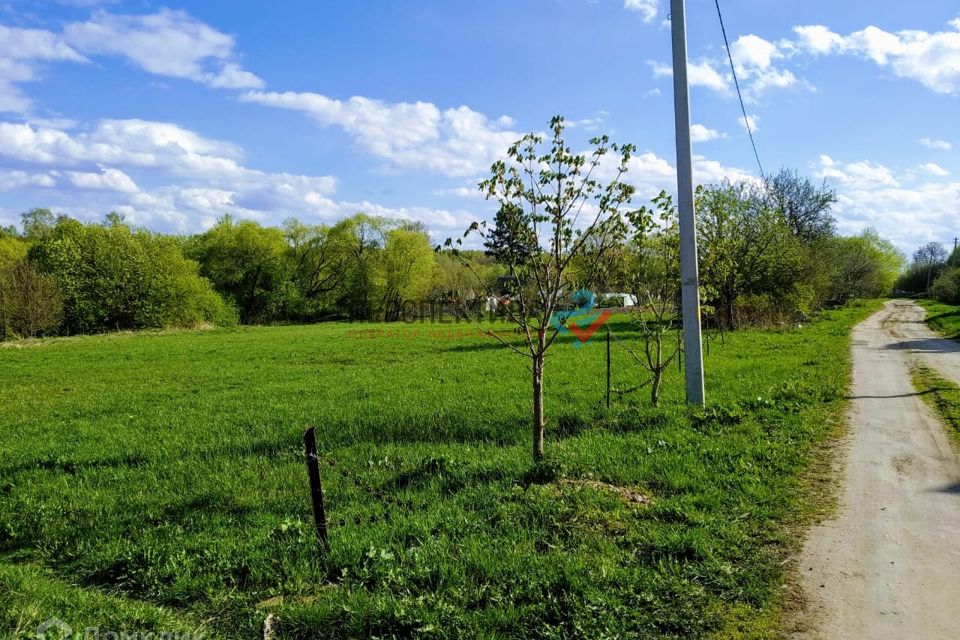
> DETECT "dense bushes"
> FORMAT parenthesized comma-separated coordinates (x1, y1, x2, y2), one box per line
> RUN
(26, 217, 228, 334)
(1, 210, 454, 338)
(1, 260, 63, 338)
(931, 268, 960, 304)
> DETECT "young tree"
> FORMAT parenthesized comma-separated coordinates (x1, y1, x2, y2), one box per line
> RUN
(621, 192, 682, 406)
(455, 116, 640, 462)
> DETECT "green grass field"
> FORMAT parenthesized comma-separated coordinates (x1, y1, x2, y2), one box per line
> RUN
(918, 299, 960, 339)
(0, 302, 881, 639)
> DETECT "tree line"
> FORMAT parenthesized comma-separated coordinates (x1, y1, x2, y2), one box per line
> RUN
(894, 240, 960, 304)
(0, 177, 905, 340)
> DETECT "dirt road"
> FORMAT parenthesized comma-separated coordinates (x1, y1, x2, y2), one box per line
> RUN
(796, 300, 960, 639)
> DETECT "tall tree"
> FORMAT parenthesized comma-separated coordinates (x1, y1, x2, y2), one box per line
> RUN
(20, 208, 56, 240)
(765, 169, 837, 242)
(187, 216, 288, 323)
(381, 227, 435, 321)
(914, 241, 948, 292)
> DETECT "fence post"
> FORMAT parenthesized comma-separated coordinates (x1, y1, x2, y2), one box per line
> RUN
(606, 326, 611, 409)
(303, 427, 329, 551)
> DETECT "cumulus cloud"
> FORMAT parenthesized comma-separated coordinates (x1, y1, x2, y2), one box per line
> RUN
(0, 25, 87, 112)
(919, 162, 950, 177)
(624, 0, 658, 23)
(0, 115, 483, 235)
(650, 60, 730, 93)
(690, 124, 725, 143)
(66, 168, 138, 192)
(791, 25, 846, 55)
(241, 90, 520, 177)
(0, 10, 262, 113)
(790, 18, 960, 94)
(728, 34, 803, 98)
(0, 117, 344, 230)
(816, 154, 899, 188)
(920, 137, 952, 151)
(807, 155, 960, 250)
(0, 169, 57, 190)
(64, 9, 264, 89)
(650, 16, 960, 100)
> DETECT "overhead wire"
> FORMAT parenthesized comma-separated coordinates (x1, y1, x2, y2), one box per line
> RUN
(714, 0, 766, 179)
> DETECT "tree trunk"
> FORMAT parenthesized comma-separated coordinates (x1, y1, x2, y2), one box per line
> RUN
(532, 330, 546, 462)
(651, 333, 663, 406)
(532, 354, 545, 461)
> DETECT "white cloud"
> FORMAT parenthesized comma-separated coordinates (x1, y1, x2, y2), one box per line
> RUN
(816, 155, 899, 188)
(729, 34, 804, 99)
(0, 118, 342, 231)
(0, 169, 56, 190)
(566, 114, 606, 131)
(650, 60, 730, 92)
(0, 10, 262, 113)
(0, 115, 483, 238)
(624, 0, 658, 23)
(690, 123, 725, 143)
(812, 155, 959, 251)
(432, 185, 485, 200)
(0, 25, 87, 112)
(920, 162, 950, 177)
(791, 25, 846, 55)
(738, 114, 760, 132)
(920, 137, 952, 151)
(731, 34, 780, 69)
(66, 168, 138, 192)
(63, 9, 263, 89)
(241, 90, 520, 177)
(791, 18, 960, 94)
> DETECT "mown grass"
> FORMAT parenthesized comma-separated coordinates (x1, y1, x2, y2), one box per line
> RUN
(918, 299, 960, 339)
(0, 301, 881, 639)
(911, 365, 960, 442)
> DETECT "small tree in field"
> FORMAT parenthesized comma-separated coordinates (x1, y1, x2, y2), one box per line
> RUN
(623, 192, 682, 407)
(453, 116, 640, 462)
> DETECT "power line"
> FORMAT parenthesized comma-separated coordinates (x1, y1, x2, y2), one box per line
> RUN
(714, 0, 765, 179)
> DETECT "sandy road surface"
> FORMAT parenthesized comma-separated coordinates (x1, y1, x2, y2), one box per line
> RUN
(796, 300, 960, 639)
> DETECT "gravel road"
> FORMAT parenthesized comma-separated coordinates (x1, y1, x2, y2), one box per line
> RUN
(796, 300, 960, 639)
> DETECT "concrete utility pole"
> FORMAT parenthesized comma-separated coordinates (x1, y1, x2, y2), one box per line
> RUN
(669, 0, 705, 405)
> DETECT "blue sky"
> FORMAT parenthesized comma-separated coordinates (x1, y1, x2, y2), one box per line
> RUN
(0, 0, 958, 253)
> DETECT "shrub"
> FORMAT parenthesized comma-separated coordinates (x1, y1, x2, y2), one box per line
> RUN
(29, 218, 230, 333)
(931, 268, 960, 305)
(1, 260, 63, 338)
